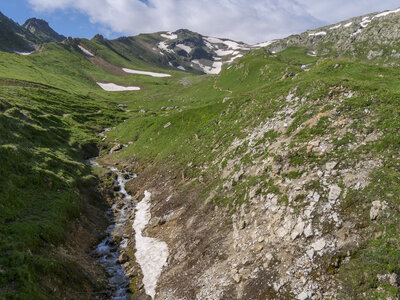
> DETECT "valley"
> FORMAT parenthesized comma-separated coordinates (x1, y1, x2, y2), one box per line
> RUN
(0, 6, 400, 300)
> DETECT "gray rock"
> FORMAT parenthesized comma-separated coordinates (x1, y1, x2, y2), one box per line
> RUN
(370, 200, 382, 220)
(291, 221, 305, 240)
(325, 161, 337, 171)
(304, 223, 313, 238)
(312, 238, 326, 251)
(328, 185, 341, 202)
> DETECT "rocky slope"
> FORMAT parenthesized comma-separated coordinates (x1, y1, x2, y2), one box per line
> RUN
(23, 18, 66, 43)
(0, 12, 65, 53)
(1, 5, 400, 300)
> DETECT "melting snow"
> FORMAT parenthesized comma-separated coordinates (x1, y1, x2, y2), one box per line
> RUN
(344, 22, 353, 28)
(373, 8, 400, 18)
(309, 31, 327, 36)
(123, 68, 171, 77)
(14, 51, 34, 56)
(78, 45, 94, 57)
(360, 19, 371, 28)
(204, 36, 224, 44)
(329, 24, 342, 30)
(251, 40, 276, 48)
(160, 32, 177, 39)
(158, 41, 175, 54)
(192, 60, 222, 74)
(215, 49, 234, 56)
(96, 82, 140, 91)
(352, 29, 363, 36)
(176, 44, 192, 54)
(177, 66, 186, 71)
(227, 54, 243, 63)
(133, 191, 169, 299)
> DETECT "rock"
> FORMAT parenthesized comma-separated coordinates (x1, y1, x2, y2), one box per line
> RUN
(291, 221, 305, 240)
(370, 200, 382, 220)
(118, 104, 128, 109)
(313, 192, 320, 202)
(164, 122, 171, 128)
(325, 161, 337, 171)
(232, 273, 241, 283)
(297, 291, 309, 300)
(276, 227, 288, 238)
(304, 223, 313, 238)
(239, 220, 246, 230)
(118, 252, 129, 264)
(306, 249, 314, 260)
(312, 238, 326, 251)
(111, 144, 123, 152)
(328, 185, 341, 202)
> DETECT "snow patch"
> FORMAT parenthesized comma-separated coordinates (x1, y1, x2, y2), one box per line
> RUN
(14, 51, 34, 56)
(123, 68, 171, 77)
(158, 41, 175, 54)
(373, 8, 400, 18)
(227, 54, 243, 63)
(344, 22, 353, 28)
(352, 28, 363, 36)
(160, 32, 177, 40)
(204, 36, 224, 44)
(96, 82, 140, 91)
(133, 191, 169, 299)
(176, 44, 192, 54)
(360, 19, 371, 27)
(192, 60, 222, 74)
(329, 24, 341, 30)
(251, 40, 276, 48)
(215, 49, 234, 56)
(309, 31, 327, 36)
(78, 45, 94, 57)
(177, 66, 186, 71)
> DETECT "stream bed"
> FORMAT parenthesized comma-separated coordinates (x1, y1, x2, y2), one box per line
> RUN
(88, 158, 136, 300)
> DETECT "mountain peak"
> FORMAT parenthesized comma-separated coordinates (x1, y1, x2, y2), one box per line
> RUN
(23, 17, 65, 43)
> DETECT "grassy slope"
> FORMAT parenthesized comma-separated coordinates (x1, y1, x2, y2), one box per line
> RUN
(0, 33, 399, 299)
(103, 46, 400, 298)
(0, 42, 173, 298)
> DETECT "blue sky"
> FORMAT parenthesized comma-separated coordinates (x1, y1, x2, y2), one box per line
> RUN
(0, 0, 106, 39)
(1, 0, 399, 43)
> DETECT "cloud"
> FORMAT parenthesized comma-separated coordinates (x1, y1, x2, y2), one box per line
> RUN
(27, 0, 399, 43)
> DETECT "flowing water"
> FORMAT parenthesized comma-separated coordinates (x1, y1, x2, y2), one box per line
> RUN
(88, 156, 136, 299)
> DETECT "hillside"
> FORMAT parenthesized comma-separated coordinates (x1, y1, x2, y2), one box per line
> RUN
(0, 6, 399, 300)
(0, 12, 64, 53)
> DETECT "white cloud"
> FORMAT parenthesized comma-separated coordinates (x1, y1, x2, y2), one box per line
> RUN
(27, 0, 399, 43)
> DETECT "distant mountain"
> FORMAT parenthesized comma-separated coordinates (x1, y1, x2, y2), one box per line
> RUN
(0, 12, 65, 53)
(78, 29, 269, 75)
(23, 18, 65, 43)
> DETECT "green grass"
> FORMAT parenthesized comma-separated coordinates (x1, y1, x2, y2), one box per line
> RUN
(0, 31, 399, 299)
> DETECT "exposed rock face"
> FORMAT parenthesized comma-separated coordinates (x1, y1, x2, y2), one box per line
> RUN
(23, 18, 66, 43)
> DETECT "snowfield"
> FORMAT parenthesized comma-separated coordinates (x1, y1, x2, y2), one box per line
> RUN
(96, 82, 140, 91)
(192, 60, 222, 74)
(158, 41, 175, 54)
(78, 45, 94, 57)
(176, 44, 192, 54)
(160, 32, 177, 39)
(373, 8, 400, 19)
(14, 51, 34, 55)
(309, 31, 327, 37)
(133, 191, 169, 299)
(123, 68, 171, 77)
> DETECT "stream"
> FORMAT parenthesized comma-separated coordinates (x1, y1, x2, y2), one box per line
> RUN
(88, 127, 136, 300)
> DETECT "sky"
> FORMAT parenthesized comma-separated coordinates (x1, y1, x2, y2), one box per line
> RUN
(0, 0, 399, 43)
